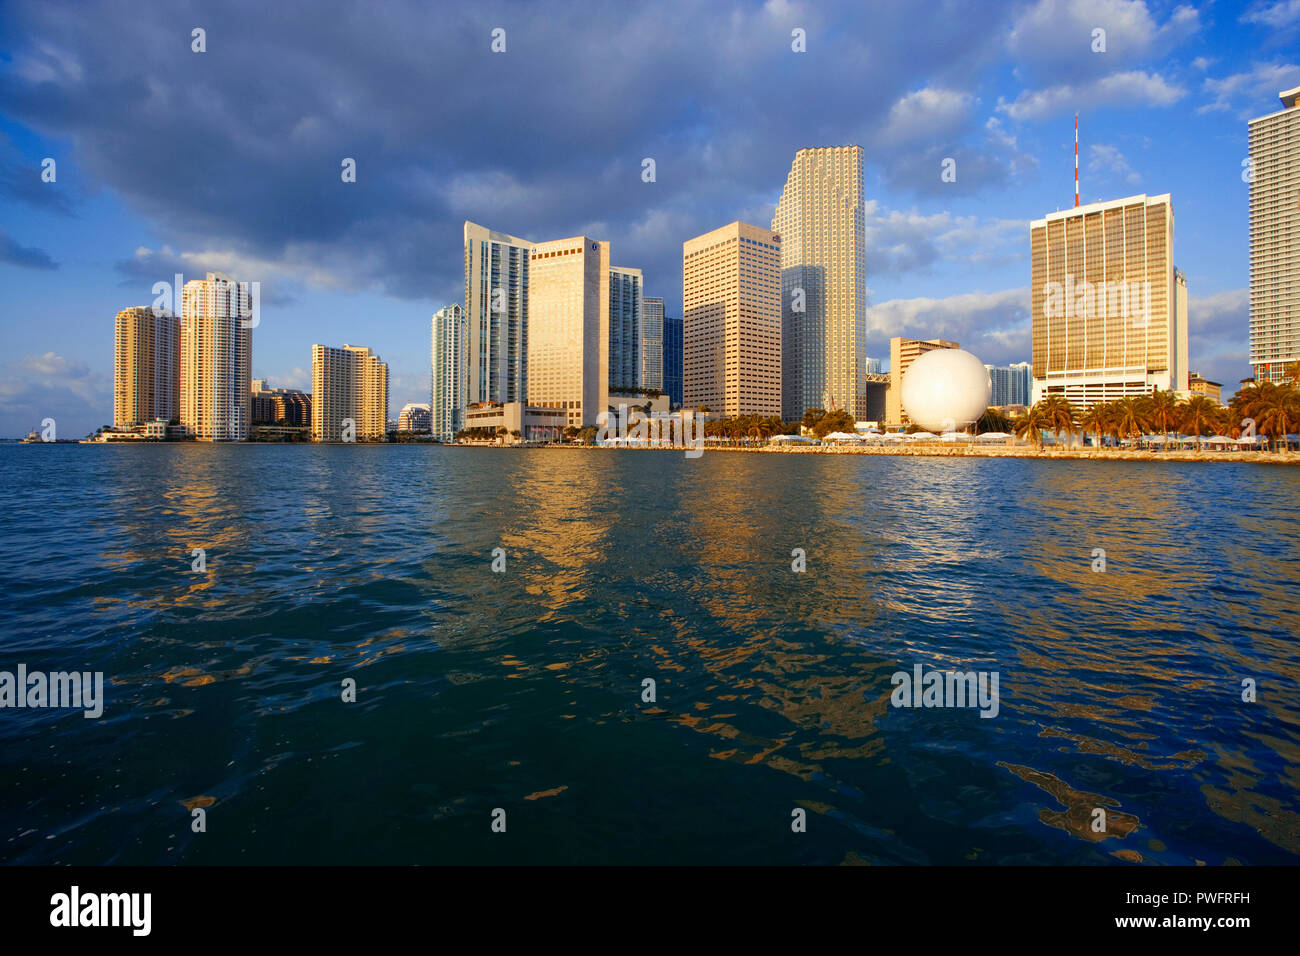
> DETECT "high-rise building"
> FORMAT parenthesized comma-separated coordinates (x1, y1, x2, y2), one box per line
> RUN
(180, 272, 252, 441)
(772, 145, 868, 420)
(463, 222, 530, 405)
(609, 266, 643, 391)
(985, 361, 1032, 407)
(527, 236, 609, 428)
(1030, 193, 1188, 407)
(1248, 87, 1300, 384)
(398, 403, 432, 433)
(311, 344, 389, 441)
(887, 337, 958, 428)
(682, 221, 782, 417)
(866, 356, 882, 375)
(641, 295, 664, 392)
(114, 307, 179, 427)
(431, 303, 466, 441)
(663, 314, 683, 408)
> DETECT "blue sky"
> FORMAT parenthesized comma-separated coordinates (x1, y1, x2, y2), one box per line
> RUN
(1, 0, 1297, 437)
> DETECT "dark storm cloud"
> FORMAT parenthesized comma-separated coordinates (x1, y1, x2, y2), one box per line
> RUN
(0, 0, 1024, 308)
(0, 229, 58, 269)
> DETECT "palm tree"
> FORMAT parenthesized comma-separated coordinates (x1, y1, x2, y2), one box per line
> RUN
(1113, 396, 1146, 444)
(1180, 394, 1219, 451)
(1079, 404, 1112, 449)
(1040, 396, 1078, 446)
(1146, 389, 1182, 448)
(1014, 404, 1050, 448)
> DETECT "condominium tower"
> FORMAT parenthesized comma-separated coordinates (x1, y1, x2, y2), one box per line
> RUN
(179, 272, 252, 441)
(609, 266, 643, 391)
(772, 145, 868, 420)
(431, 303, 467, 441)
(641, 295, 664, 392)
(985, 361, 1032, 407)
(527, 237, 609, 428)
(464, 222, 530, 405)
(311, 344, 389, 441)
(682, 221, 782, 417)
(1030, 193, 1188, 407)
(1248, 87, 1300, 384)
(114, 306, 179, 427)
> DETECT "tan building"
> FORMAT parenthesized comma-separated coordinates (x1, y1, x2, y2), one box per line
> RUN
(682, 221, 782, 417)
(772, 145, 868, 421)
(527, 236, 609, 428)
(463, 402, 567, 442)
(886, 337, 958, 428)
(251, 383, 311, 426)
(1188, 372, 1223, 404)
(311, 344, 389, 441)
(1248, 87, 1300, 384)
(114, 307, 179, 427)
(1030, 194, 1188, 408)
(180, 273, 252, 441)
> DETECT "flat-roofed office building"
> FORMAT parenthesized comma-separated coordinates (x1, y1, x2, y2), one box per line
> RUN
(115, 306, 179, 427)
(180, 272, 252, 441)
(312, 344, 389, 441)
(682, 221, 782, 417)
(985, 361, 1032, 407)
(1030, 193, 1188, 408)
(1248, 87, 1300, 384)
(527, 236, 609, 428)
(663, 314, 683, 408)
(772, 145, 868, 420)
(464, 222, 530, 405)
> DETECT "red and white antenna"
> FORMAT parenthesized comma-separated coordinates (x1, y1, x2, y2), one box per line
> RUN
(1074, 113, 1080, 207)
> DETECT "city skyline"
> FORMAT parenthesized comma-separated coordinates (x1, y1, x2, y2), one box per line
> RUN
(2, 1, 1298, 437)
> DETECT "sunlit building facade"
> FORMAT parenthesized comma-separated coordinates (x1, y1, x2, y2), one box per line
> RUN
(464, 221, 530, 405)
(682, 221, 782, 417)
(1030, 194, 1188, 408)
(772, 145, 868, 420)
(609, 266, 643, 391)
(180, 272, 252, 441)
(431, 303, 466, 441)
(641, 295, 664, 392)
(312, 344, 389, 441)
(114, 306, 179, 427)
(1248, 87, 1300, 384)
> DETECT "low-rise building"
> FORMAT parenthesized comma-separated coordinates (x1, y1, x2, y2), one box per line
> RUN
(462, 402, 567, 442)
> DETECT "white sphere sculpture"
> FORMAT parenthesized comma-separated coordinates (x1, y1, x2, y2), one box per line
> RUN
(900, 348, 991, 432)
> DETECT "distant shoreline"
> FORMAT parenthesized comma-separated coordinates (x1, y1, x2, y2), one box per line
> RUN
(7, 440, 1297, 464)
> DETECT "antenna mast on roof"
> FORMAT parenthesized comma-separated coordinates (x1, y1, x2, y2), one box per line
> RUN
(1074, 113, 1080, 207)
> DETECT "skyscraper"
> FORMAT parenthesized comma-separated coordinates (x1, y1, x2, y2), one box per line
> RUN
(527, 237, 609, 428)
(682, 221, 782, 417)
(984, 361, 1032, 406)
(180, 272, 252, 441)
(609, 266, 642, 391)
(1248, 86, 1300, 384)
(772, 145, 867, 420)
(311, 344, 389, 441)
(114, 306, 178, 427)
(431, 303, 466, 441)
(662, 314, 683, 408)
(641, 295, 664, 392)
(1030, 193, 1188, 407)
(464, 221, 530, 405)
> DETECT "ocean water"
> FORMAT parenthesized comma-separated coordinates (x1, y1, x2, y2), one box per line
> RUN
(1, 443, 1297, 865)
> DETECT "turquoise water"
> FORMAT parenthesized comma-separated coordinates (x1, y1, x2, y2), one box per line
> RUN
(1, 443, 1298, 865)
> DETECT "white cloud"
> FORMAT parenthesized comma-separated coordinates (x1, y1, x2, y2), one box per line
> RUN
(1088, 143, 1140, 185)
(1199, 61, 1300, 116)
(876, 87, 975, 146)
(869, 288, 1032, 365)
(1241, 1, 1300, 28)
(998, 70, 1183, 120)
